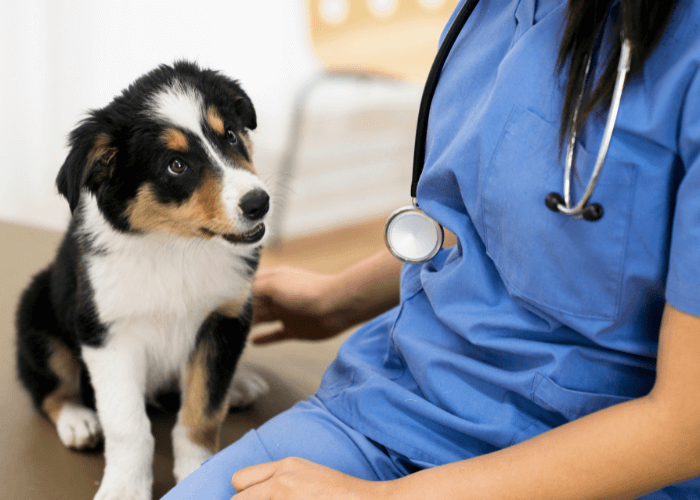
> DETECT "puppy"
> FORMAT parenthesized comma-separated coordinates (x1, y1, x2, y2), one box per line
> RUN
(16, 61, 271, 500)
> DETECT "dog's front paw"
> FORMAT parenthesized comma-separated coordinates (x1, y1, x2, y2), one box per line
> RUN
(93, 472, 151, 500)
(173, 445, 212, 484)
(56, 402, 103, 449)
(171, 424, 213, 483)
(228, 365, 269, 409)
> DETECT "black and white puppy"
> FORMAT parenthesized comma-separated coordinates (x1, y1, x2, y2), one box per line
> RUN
(16, 61, 271, 500)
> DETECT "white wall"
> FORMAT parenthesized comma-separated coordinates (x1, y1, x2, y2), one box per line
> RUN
(0, 0, 421, 237)
(0, 0, 319, 231)
(280, 78, 419, 236)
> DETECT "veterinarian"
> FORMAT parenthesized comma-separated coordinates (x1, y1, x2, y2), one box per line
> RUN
(164, 0, 700, 497)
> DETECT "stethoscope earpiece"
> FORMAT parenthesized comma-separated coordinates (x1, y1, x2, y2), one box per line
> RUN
(545, 192, 604, 221)
(582, 203, 604, 221)
(543, 37, 631, 223)
(545, 192, 565, 213)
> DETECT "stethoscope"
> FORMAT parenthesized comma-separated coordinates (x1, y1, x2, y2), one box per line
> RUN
(384, 0, 632, 264)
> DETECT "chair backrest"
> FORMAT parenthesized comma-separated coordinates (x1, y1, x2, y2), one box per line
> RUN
(307, 0, 459, 82)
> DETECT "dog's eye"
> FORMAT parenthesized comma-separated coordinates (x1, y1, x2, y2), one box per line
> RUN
(226, 129, 238, 145)
(168, 158, 188, 175)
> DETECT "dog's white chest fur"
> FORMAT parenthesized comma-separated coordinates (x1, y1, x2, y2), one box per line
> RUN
(80, 195, 255, 394)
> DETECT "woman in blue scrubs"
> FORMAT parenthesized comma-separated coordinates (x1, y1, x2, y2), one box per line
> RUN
(165, 0, 700, 498)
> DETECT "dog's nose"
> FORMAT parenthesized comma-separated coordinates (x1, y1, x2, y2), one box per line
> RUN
(239, 189, 270, 221)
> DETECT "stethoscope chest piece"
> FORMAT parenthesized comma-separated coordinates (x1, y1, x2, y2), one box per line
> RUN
(384, 201, 444, 264)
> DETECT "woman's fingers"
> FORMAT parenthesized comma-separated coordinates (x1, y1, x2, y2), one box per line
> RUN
(232, 461, 281, 493)
(249, 322, 289, 344)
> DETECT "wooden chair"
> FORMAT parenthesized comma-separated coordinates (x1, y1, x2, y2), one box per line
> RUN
(309, 0, 458, 81)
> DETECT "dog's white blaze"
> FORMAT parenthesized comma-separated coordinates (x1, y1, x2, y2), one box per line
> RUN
(149, 82, 224, 169)
(221, 167, 270, 225)
(148, 81, 203, 137)
(148, 80, 270, 234)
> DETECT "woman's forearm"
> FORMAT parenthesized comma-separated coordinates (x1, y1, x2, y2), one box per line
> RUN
(388, 394, 700, 500)
(325, 230, 458, 328)
(324, 230, 459, 329)
(251, 247, 404, 343)
(325, 247, 403, 328)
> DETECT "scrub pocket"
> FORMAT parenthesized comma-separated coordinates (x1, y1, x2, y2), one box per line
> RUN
(482, 105, 636, 320)
(532, 373, 632, 421)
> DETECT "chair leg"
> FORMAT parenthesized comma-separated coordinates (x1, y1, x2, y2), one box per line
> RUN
(269, 72, 330, 243)
(270, 70, 403, 243)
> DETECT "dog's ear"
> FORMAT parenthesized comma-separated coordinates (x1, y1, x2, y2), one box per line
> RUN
(56, 121, 118, 213)
(234, 94, 257, 131)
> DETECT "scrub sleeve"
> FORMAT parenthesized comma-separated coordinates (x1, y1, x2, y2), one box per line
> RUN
(665, 68, 700, 318)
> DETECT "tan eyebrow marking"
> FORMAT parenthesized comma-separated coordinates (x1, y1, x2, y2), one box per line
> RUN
(232, 133, 256, 174)
(161, 128, 189, 152)
(207, 106, 225, 135)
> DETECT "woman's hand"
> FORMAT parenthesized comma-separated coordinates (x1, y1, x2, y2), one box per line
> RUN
(231, 458, 388, 500)
(251, 265, 353, 344)
(251, 249, 403, 345)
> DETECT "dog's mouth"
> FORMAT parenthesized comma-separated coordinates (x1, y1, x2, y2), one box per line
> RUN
(201, 224, 265, 244)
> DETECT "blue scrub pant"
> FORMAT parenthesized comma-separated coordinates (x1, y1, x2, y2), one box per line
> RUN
(163, 396, 700, 499)
(162, 397, 418, 499)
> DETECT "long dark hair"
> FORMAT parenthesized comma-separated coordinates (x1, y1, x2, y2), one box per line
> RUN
(557, 0, 677, 148)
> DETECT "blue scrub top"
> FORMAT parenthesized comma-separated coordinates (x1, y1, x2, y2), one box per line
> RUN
(317, 0, 700, 494)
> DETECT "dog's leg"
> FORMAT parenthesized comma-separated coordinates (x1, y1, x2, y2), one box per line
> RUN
(172, 338, 230, 483)
(172, 310, 251, 483)
(82, 336, 153, 500)
(16, 268, 102, 450)
(42, 338, 102, 449)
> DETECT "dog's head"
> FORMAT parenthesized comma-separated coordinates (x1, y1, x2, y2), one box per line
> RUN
(57, 61, 269, 245)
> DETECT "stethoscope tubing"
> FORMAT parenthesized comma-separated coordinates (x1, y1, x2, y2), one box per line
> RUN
(411, 0, 481, 199)
(558, 37, 632, 217)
